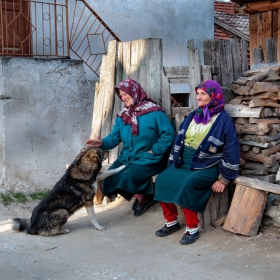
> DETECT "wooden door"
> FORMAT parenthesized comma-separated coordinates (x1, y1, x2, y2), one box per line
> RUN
(0, 0, 30, 55)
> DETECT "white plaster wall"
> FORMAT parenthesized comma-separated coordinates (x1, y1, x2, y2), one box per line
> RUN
(82, 0, 214, 79)
(0, 57, 94, 193)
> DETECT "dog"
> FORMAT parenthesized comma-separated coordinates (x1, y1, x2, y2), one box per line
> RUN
(13, 147, 125, 236)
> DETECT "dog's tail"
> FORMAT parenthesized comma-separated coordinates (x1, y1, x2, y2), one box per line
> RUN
(13, 218, 30, 231)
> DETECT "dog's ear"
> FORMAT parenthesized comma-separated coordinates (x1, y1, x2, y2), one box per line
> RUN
(103, 151, 109, 161)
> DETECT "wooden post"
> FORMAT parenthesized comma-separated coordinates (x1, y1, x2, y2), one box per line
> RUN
(187, 39, 202, 109)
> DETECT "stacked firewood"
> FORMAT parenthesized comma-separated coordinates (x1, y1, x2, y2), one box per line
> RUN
(225, 63, 280, 184)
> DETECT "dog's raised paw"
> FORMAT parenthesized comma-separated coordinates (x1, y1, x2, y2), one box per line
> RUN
(58, 228, 70, 234)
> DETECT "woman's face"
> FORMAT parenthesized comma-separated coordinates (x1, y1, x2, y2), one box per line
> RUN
(196, 88, 211, 107)
(119, 90, 133, 106)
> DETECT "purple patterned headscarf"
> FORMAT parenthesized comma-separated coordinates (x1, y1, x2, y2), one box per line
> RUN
(193, 80, 225, 125)
(115, 78, 163, 136)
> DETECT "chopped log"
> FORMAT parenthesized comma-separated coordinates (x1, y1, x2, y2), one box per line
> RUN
(242, 145, 251, 152)
(223, 184, 267, 237)
(252, 147, 261, 154)
(249, 98, 280, 108)
(235, 117, 249, 124)
(243, 135, 252, 141)
(263, 68, 280, 82)
(235, 123, 273, 135)
(262, 144, 280, 157)
(255, 133, 280, 143)
(228, 98, 242, 105)
(224, 104, 263, 118)
(245, 174, 276, 184)
(230, 84, 252, 95)
(277, 92, 280, 100)
(268, 164, 280, 173)
(249, 82, 280, 95)
(239, 139, 272, 148)
(255, 92, 278, 100)
(276, 166, 280, 183)
(268, 125, 280, 136)
(240, 158, 246, 165)
(242, 62, 280, 77)
(241, 169, 268, 175)
(249, 117, 280, 124)
(243, 161, 266, 170)
(262, 108, 273, 117)
(241, 151, 277, 167)
(234, 176, 280, 194)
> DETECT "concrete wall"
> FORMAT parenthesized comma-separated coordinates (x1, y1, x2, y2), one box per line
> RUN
(72, 0, 214, 85)
(0, 57, 94, 193)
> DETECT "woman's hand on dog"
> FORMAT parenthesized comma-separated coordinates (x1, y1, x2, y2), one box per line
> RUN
(85, 137, 103, 148)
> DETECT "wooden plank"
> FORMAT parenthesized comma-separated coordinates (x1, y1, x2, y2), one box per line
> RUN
(234, 176, 280, 194)
(220, 40, 234, 87)
(262, 11, 273, 63)
(252, 48, 264, 65)
(187, 39, 202, 109)
(163, 66, 189, 78)
(242, 62, 280, 77)
(236, 1, 280, 14)
(203, 39, 221, 84)
(249, 14, 258, 68)
(202, 65, 212, 81)
(230, 38, 242, 80)
(98, 40, 117, 139)
(223, 184, 267, 237)
(169, 78, 189, 84)
(267, 38, 277, 64)
(161, 71, 171, 119)
(224, 104, 263, 118)
(240, 39, 249, 73)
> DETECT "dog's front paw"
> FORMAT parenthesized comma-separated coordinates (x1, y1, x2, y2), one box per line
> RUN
(95, 224, 106, 230)
(59, 228, 70, 234)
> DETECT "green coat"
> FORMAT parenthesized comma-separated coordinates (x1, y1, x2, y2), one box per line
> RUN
(101, 111, 175, 200)
(101, 111, 175, 166)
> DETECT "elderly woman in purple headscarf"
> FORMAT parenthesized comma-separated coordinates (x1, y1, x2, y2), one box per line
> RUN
(154, 80, 240, 245)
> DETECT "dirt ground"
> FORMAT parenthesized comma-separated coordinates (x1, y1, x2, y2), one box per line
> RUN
(0, 197, 280, 280)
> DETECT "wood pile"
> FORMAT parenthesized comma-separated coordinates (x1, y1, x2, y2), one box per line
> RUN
(226, 63, 280, 184)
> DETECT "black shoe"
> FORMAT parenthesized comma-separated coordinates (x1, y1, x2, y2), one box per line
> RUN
(133, 199, 155, 217)
(132, 198, 138, 211)
(179, 231, 200, 245)
(155, 223, 181, 237)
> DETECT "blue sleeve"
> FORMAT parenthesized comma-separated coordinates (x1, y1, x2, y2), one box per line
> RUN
(101, 118, 122, 150)
(218, 115, 240, 181)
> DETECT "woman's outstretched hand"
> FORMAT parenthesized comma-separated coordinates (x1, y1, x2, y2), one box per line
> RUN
(85, 136, 103, 148)
(211, 180, 226, 193)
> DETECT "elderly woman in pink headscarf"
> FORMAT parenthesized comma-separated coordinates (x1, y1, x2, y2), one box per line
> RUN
(86, 78, 175, 217)
(154, 80, 240, 245)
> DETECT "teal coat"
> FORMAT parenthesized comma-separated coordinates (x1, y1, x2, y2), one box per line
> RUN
(101, 111, 176, 166)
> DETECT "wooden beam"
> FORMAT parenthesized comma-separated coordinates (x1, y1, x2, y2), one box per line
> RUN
(214, 18, 249, 41)
(234, 176, 280, 194)
(236, 1, 280, 14)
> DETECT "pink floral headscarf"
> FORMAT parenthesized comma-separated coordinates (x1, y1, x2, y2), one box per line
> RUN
(194, 80, 225, 125)
(115, 78, 163, 136)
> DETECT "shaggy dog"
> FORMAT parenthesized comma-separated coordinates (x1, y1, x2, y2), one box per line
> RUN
(13, 147, 125, 236)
